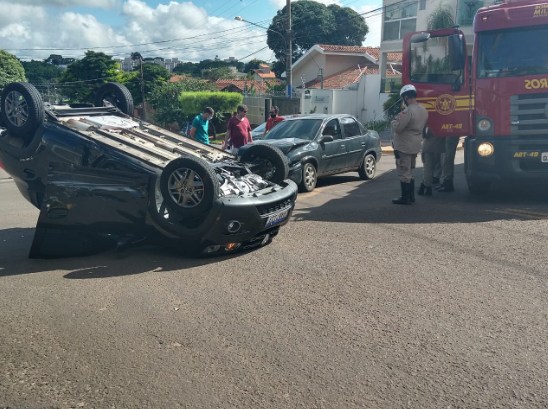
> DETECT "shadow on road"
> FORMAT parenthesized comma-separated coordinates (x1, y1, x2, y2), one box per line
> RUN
(0, 227, 236, 279)
(294, 164, 548, 224)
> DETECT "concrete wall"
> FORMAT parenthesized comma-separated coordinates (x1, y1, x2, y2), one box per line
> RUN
(292, 53, 327, 89)
(325, 55, 370, 78)
(296, 74, 389, 125)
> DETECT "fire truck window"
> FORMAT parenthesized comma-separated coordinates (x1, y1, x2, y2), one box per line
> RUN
(477, 25, 548, 79)
(410, 37, 461, 84)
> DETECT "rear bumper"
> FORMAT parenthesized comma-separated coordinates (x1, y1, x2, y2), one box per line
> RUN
(465, 136, 548, 183)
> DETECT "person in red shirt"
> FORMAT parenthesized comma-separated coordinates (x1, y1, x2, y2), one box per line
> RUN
(224, 104, 252, 155)
(265, 105, 285, 135)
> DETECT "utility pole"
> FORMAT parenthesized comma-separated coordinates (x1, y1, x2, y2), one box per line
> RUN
(286, 0, 292, 98)
(139, 56, 146, 120)
(319, 67, 324, 90)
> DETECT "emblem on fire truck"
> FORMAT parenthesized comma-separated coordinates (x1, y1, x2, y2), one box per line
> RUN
(435, 94, 457, 116)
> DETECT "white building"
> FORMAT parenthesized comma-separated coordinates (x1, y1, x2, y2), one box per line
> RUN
(379, 0, 500, 92)
(114, 57, 184, 73)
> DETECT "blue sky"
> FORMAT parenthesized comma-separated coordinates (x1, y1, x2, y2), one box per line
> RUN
(0, 0, 383, 62)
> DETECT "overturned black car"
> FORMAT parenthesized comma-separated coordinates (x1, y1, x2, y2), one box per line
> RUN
(0, 82, 297, 258)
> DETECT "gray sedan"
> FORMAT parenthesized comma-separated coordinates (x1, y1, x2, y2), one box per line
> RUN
(239, 114, 382, 193)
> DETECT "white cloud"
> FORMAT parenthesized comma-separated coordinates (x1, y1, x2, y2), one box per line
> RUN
(17, 0, 118, 8)
(0, 1, 273, 63)
(269, 0, 341, 10)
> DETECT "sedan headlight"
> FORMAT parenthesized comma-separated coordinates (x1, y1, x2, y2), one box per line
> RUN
(478, 142, 494, 157)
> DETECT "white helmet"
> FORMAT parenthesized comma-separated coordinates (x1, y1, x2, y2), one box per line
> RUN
(400, 84, 417, 96)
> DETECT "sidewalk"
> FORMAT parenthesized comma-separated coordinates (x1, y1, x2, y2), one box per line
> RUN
(0, 168, 10, 180)
(381, 137, 466, 154)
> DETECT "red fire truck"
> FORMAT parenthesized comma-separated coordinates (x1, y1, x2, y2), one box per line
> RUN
(402, 0, 548, 193)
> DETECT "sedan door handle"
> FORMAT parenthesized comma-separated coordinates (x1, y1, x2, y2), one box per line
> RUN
(340, 145, 345, 149)
(361, 142, 366, 146)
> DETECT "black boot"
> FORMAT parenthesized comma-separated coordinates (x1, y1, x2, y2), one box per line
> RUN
(437, 179, 454, 192)
(409, 179, 415, 202)
(392, 182, 412, 205)
(425, 186, 433, 196)
(417, 182, 426, 196)
(432, 177, 440, 185)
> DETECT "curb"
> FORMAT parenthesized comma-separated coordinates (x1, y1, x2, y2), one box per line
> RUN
(381, 145, 465, 154)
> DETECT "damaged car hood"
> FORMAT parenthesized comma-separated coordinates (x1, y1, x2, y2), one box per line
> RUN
(252, 138, 310, 154)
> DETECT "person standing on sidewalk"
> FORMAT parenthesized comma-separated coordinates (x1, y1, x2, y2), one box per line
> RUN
(418, 126, 445, 196)
(391, 84, 429, 205)
(436, 136, 460, 192)
(265, 106, 285, 135)
(224, 104, 253, 155)
(190, 107, 214, 145)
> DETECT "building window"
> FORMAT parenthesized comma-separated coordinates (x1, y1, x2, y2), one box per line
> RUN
(420, 0, 426, 10)
(383, 0, 418, 41)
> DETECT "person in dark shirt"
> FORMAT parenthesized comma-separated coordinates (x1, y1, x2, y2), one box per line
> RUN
(224, 104, 252, 155)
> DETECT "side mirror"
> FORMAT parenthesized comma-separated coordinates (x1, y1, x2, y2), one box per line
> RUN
(448, 34, 466, 71)
(320, 135, 334, 144)
(410, 32, 431, 44)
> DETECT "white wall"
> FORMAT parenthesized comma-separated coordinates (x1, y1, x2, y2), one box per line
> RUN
(296, 75, 388, 125)
(292, 53, 327, 89)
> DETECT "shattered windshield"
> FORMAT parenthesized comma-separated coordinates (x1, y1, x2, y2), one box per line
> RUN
(477, 25, 548, 78)
(264, 119, 323, 141)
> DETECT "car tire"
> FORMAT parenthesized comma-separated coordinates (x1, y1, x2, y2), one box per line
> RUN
(94, 82, 134, 116)
(0, 82, 44, 138)
(300, 162, 317, 192)
(358, 153, 376, 180)
(240, 144, 289, 184)
(160, 156, 219, 217)
(467, 179, 491, 195)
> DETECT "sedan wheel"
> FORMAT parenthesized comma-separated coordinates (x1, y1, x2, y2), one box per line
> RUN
(300, 163, 317, 192)
(358, 154, 376, 180)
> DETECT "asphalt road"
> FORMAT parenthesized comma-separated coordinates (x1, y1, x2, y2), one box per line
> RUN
(1, 152, 548, 409)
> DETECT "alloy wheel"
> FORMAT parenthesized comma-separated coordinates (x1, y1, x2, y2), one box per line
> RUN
(5, 91, 29, 128)
(167, 167, 205, 208)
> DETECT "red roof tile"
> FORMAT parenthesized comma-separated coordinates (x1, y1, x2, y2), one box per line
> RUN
(215, 79, 282, 93)
(303, 65, 401, 89)
(256, 71, 276, 79)
(314, 45, 401, 62)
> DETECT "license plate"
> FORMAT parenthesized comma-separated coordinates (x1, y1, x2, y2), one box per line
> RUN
(265, 208, 289, 227)
(542, 152, 548, 163)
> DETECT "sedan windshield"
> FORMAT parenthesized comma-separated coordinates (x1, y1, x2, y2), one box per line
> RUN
(264, 119, 323, 141)
(478, 25, 548, 78)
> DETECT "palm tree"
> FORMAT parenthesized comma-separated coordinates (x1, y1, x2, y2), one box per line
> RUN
(427, 2, 455, 30)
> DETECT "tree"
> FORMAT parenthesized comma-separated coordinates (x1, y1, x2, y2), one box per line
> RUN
(173, 62, 200, 76)
(383, 90, 403, 121)
(427, 2, 455, 30)
(21, 60, 63, 84)
(244, 59, 268, 73)
(135, 63, 171, 99)
(202, 66, 235, 81)
(271, 60, 286, 78)
(59, 51, 123, 103)
(267, 1, 368, 61)
(0, 50, 27, 92)
(148, 78, 215, 127)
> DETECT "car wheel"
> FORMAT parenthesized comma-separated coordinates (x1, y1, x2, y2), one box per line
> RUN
(240, 144, 289, 184)
(160, 156, 219, 217)
(467, 179, 491, 195)
(358, 154, 376, 180)
(299, 162, 317, 192)
(0, 82, 44, 138)
(94, 82, 134, 116)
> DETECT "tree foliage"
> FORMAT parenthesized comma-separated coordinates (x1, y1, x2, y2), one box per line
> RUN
(427, 2, 455, 30)
(21, 60, 63, 84)
(59, 51, 123, 103)
(267, 1, 369, 61)
(0, 50, 27, 92)
(202, 66, 236, 81)
(149, 78, 215, 127)
(179, 92, 242, 118)
(172, 59, 244, 77)
(383, 91, 403, 121)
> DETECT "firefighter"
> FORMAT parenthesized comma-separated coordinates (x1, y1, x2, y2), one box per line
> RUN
(391, 84, 429, 205)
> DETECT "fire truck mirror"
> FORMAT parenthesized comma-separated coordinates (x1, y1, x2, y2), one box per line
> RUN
(448, 34, 466, 71)
(410, 32, 430, 44)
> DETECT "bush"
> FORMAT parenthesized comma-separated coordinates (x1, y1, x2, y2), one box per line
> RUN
(179, 92, 243, 117)
(364, 119, 389, 132)
(0, 50, 27, 93)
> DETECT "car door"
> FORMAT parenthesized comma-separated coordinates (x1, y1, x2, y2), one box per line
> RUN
(340, 116, 367, 168)
(29, 162, 151, 258)
(317, 118, 347, 174)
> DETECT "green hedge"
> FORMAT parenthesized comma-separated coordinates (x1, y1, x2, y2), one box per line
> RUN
(179, 92, 243, 116)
